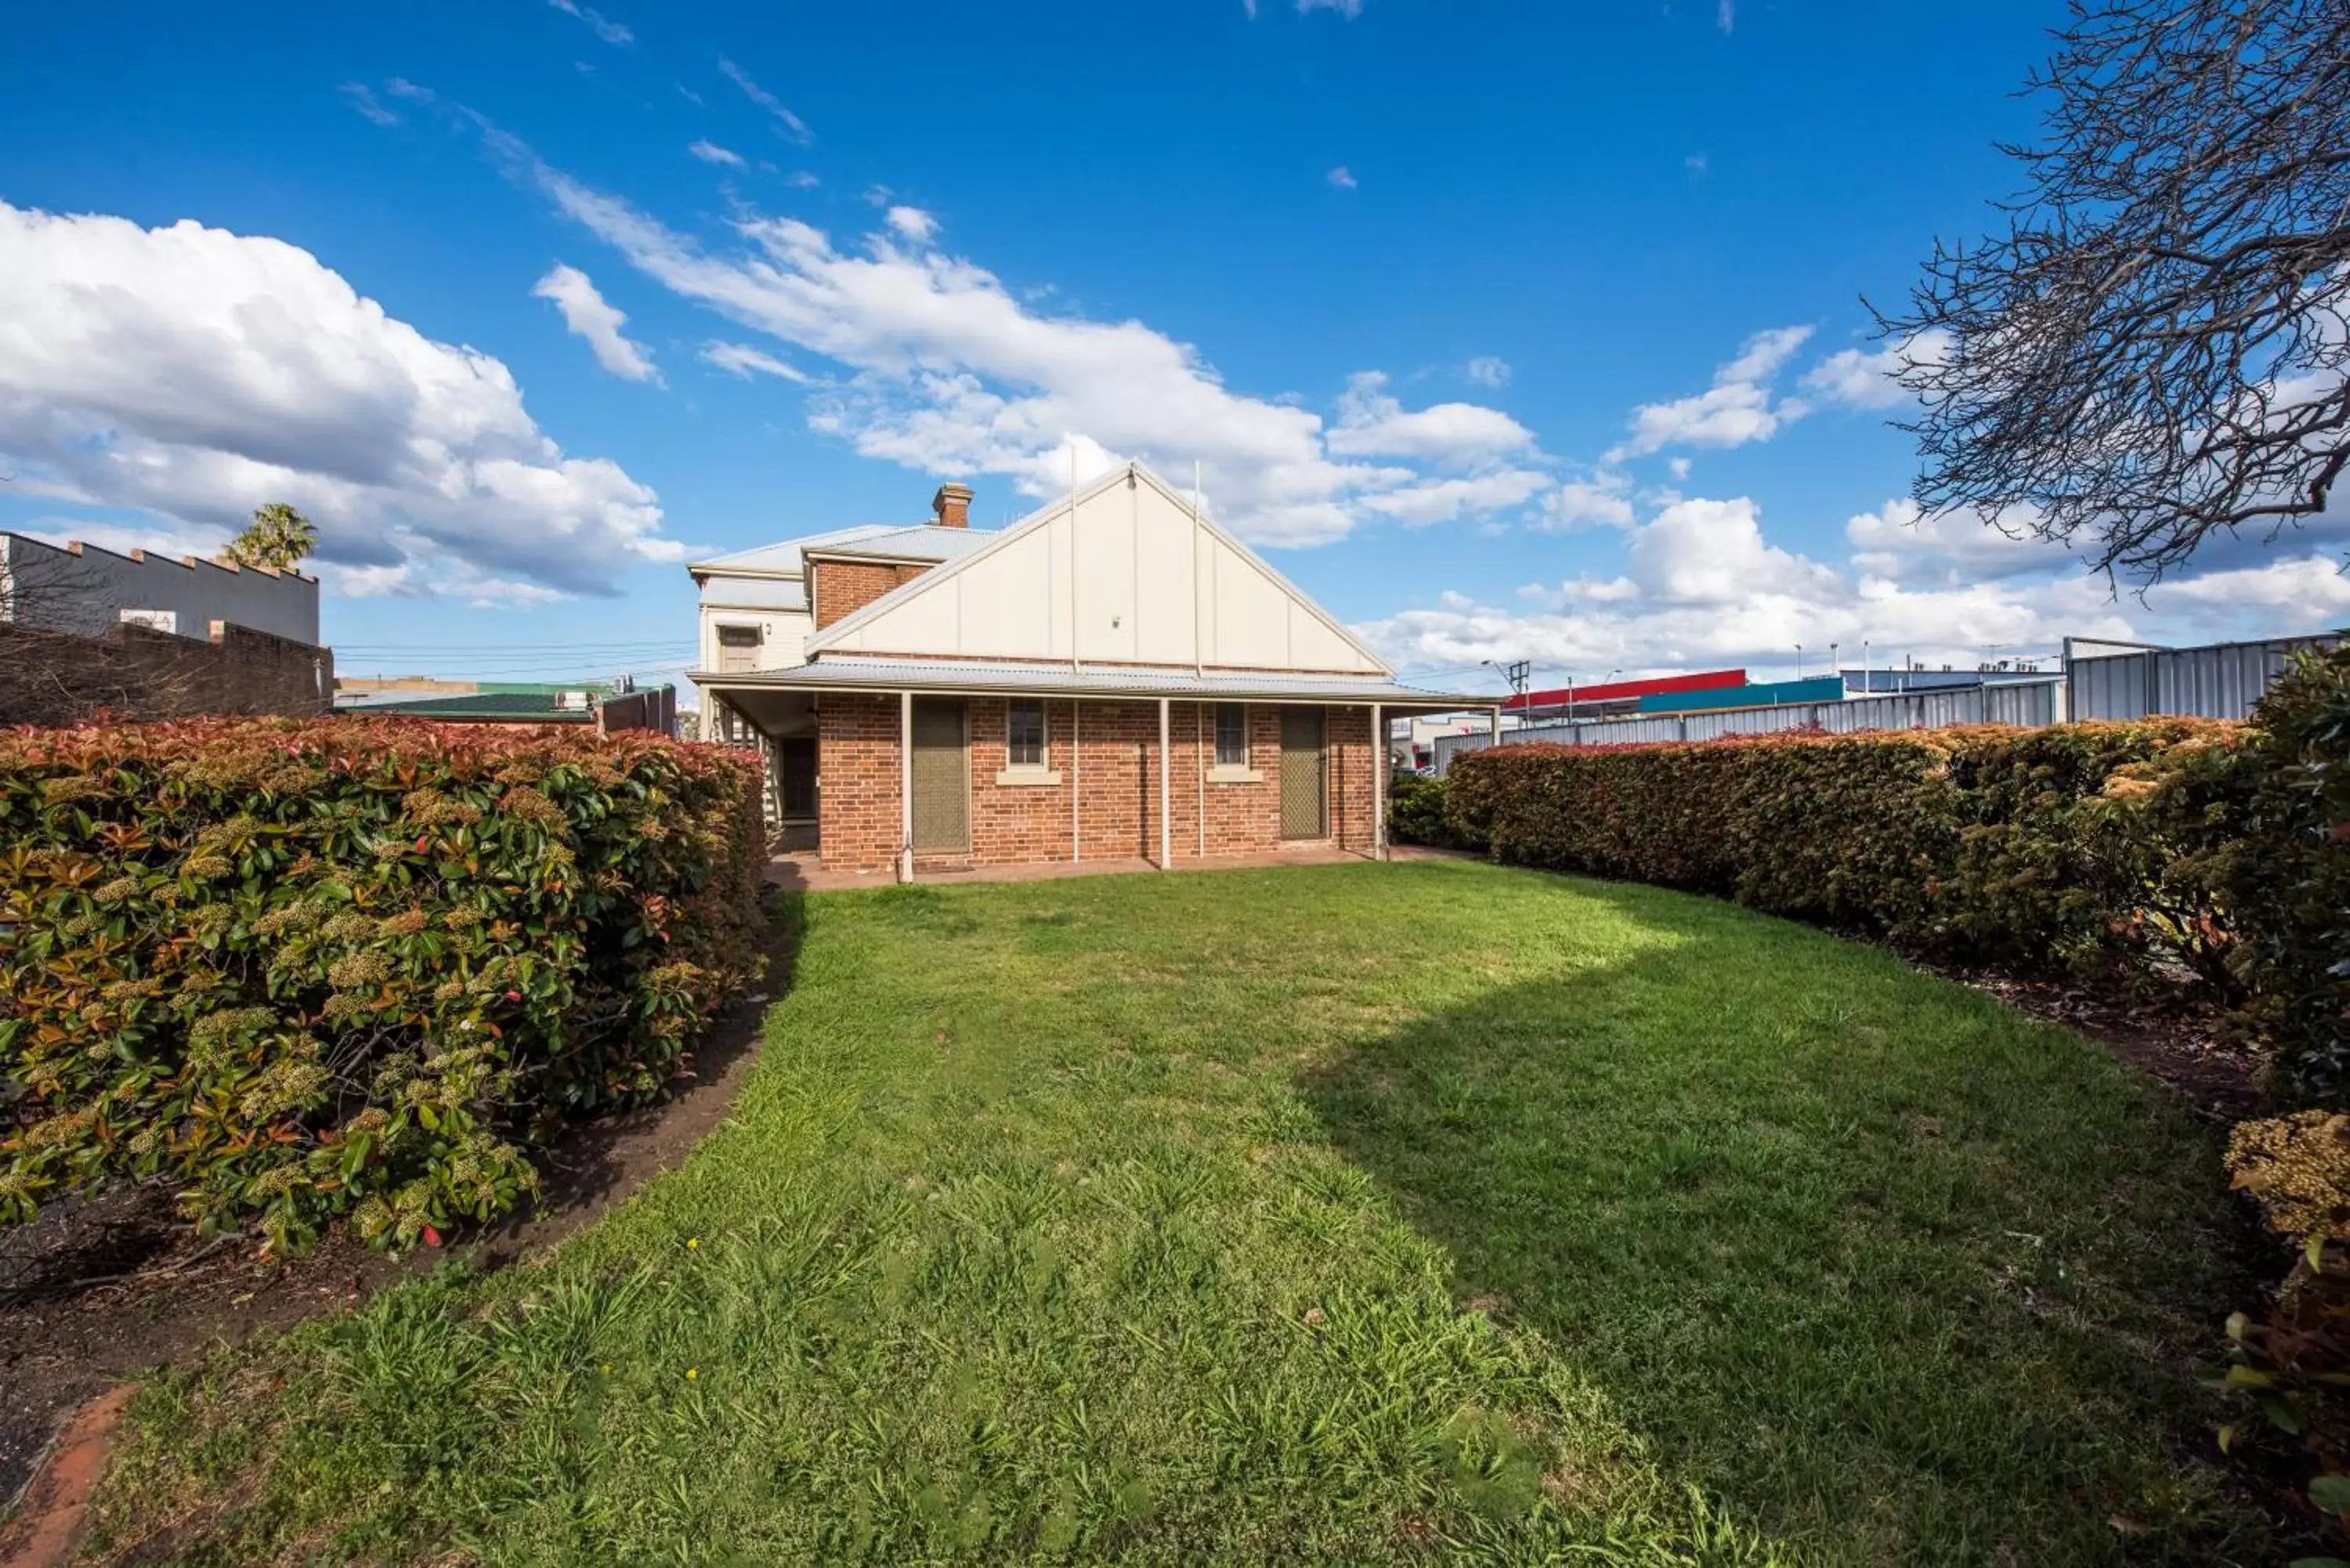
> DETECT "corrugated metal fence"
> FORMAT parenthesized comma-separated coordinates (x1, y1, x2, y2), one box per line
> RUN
(2066, 634, 2339, 720)
(1432, 680, 2063, 775)
(1428, 632, 2343, 776)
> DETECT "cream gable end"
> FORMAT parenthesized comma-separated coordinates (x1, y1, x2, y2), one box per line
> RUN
(805, 464, 1389, 676)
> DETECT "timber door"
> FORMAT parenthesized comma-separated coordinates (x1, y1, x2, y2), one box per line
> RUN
(1278, 706, 1328, 840)
(909, 698, 971, 854)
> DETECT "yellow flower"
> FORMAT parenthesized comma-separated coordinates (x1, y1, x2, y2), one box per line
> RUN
(685, 1367, 699, 1382)
(686, 1237, 699, 1250)
(600, 1364, 613, 1376)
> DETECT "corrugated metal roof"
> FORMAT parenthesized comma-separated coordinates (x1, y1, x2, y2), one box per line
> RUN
(688, 525, 905, 576)
(693, 657, 1484, 706)
(700, 576, 808, 612)
(339, 692, 596, 722)
(801, 526, 1000, 564)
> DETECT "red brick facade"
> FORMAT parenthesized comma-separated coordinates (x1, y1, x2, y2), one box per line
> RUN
(815, 695, 1379, 876)
(810, 561, 931, 630)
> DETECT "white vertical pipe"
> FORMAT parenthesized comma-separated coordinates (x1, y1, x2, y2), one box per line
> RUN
(1195, 703, 1206, 860)
(1071, 698, 1082, 862)
(1372, 703, 1384, 862)
(1158, 697, 1172, 869)
(898, 690, 913, 884)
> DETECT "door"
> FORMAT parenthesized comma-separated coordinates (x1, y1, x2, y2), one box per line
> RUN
(777, 737, 817, 820)
(1279, 706, 1327, 840)
(910, 698, 970, 854)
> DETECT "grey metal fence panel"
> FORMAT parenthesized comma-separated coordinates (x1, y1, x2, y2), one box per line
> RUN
(1425, 636, 2340, 778)
(2070, 634, 2337, 720)
(1425, 681, 2064, 771)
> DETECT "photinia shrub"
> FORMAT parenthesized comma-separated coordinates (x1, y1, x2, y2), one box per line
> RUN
(1442, 721, 2237, 984)
(0, 717, 766, 1254)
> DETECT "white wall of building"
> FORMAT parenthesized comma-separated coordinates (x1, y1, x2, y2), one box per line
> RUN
(810, 468, 1386, 674)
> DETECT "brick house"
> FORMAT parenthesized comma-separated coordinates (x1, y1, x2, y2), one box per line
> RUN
(692, 464, 1486, 880)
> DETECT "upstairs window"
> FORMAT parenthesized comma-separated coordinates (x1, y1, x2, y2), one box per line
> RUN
(1215, 703, 1248, 767)
(1007, 699, 1047, 768)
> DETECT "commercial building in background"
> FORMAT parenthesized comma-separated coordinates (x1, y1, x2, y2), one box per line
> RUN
(336, 675, 677, 735)
(0, 530, 331, 725)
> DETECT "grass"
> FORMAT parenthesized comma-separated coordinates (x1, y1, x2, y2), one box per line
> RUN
(83, 860, 2266, 1565)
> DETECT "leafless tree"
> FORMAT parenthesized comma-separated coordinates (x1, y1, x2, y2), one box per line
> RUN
(0, 544, 208, 727)
(1877, 0, 2350, 581)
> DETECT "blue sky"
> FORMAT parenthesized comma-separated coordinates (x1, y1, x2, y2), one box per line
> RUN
(3, 0, 2343, 698)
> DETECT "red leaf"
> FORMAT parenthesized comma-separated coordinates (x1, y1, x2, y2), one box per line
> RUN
(422, 1225, 443, 1248)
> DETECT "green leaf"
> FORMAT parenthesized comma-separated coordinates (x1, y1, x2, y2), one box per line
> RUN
(2309, 1476, 2350, 1516)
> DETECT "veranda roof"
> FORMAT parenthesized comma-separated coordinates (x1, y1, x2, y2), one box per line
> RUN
(689, 657, 1488, 710)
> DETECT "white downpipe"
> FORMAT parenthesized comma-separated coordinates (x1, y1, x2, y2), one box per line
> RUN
(1158, 697, 1172, 869)
(1195, 703, 1206, 860)
(1372, 703, 1384, 862)
(1071, 699, 1082, 863)
(898, 690, 913, 884)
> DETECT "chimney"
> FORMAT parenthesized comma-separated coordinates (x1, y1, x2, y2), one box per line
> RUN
(931, 482, 974, 529)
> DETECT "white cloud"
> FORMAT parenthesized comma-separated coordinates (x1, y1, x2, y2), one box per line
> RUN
(718, 58, 813, 144)
(1358, 468, 1551, 526)
(0, 201, 674, 600)
(481, 135, 1540, 545)
(688, 139, 744, 168)
(1667, 457, 1691, 480)
(341, 84, 400, 127)
(1326, 166, 1358, 190)
(1845, 497, 2073, 585)
(1535, 468, 1635, 530)
(701, 341, 811, 383)
(885, 205, 939, 244)
(784, 171, 820, 190)
(2144, 555, 2350, 627)
(1462, 355, 1510, 388)
(1717, 0, 1734, 31)
(1327, 371, 1537, 466)
(548, 0, 631, 45)
(1802, 328, 1950, 411)
(532, 263, 661, 383)
(1609, 323, 1813, 460)
(1354, 489, 2144, 677)
(1299, 0, 1365, 14)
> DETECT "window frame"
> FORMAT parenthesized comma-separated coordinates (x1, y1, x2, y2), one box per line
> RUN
(1006, 698, 1048, 770)
(1214, 703, 1248, 768)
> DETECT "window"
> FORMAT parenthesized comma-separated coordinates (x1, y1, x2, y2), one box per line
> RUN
(1007, 699, 1047, 768)
(715, 623, 761, 674)
(1215, 703, 1247, 767)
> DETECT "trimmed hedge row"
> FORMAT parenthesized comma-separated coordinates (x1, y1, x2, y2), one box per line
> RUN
(0, 717, 767, 1252)
(1441, 719, 2238, 985)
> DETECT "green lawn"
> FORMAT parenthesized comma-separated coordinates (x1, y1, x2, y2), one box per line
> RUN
(86, 861, 2265, 1565)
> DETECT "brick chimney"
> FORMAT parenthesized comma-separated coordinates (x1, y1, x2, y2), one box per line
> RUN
(931, 482, 974, 529)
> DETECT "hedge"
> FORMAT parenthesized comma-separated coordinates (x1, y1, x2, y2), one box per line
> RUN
(0, 717, 767, 1252)
(1443, 719, 2237, 985)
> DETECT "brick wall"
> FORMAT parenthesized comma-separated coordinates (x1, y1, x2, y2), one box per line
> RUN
(0, 619, 333, 728)
(810, 561, 930, 630)
(815, 692, 902, 874)
(812, 695, 1382, 875)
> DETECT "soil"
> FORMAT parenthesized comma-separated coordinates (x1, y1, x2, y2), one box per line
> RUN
(1904, 957, 2265, 1125)
(0, 919, 792, 1538)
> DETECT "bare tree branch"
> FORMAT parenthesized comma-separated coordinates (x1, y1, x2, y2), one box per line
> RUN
(1876, 0, 2350, 582)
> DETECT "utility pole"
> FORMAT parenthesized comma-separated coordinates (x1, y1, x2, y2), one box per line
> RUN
(1483, 659, 1531, 742)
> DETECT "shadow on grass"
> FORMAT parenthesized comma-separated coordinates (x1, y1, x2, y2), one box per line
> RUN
(1296, 876, 2268, 1566)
